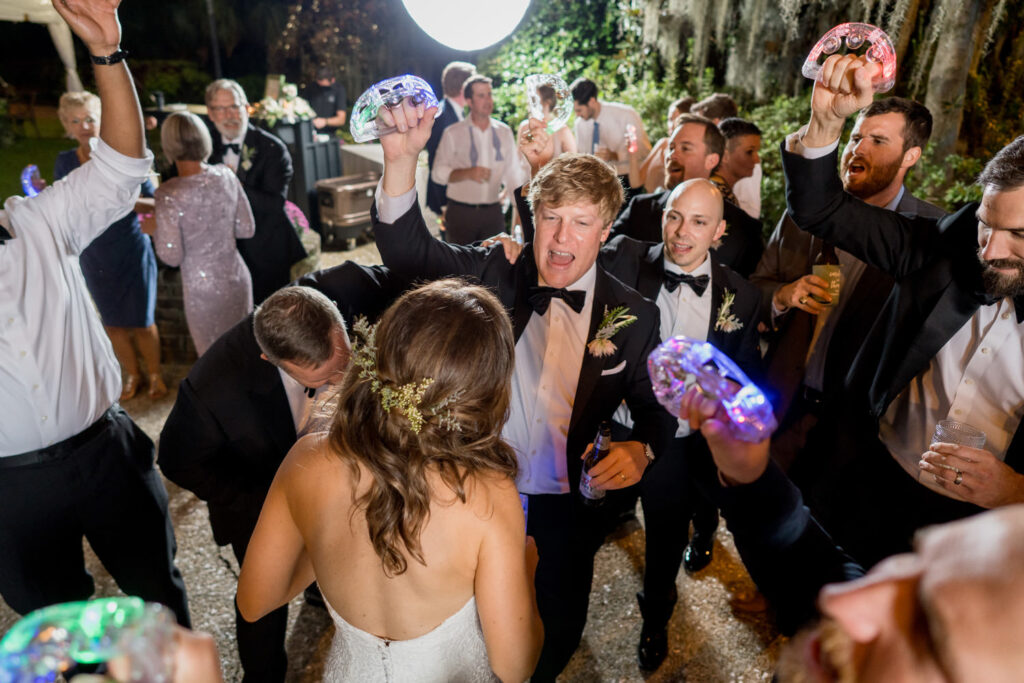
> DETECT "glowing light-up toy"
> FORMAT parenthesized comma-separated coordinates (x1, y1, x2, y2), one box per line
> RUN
(524, 74, 572, 134)
(802, 22, 896, 93)
(0, 598, 177, 683)
(20, 165, 41, 198)
(648, 336, 777, 442)
(349, 75, 442, 143)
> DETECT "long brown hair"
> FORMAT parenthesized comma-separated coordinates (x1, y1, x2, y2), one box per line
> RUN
(329, 279, 518, 576)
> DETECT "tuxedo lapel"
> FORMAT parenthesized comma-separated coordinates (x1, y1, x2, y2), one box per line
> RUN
(236, 126, 260, 184)
(246, 367, 298, 455)
(512, 250, 539, 341)
(885, 281, 980, 403)
(706, 260, 727, 346)
(636, 243, 665, 300)
(569, 271, 617, 434)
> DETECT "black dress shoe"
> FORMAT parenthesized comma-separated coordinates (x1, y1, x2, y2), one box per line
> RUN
(636, 590, 674, 671)
(637, 622, 668, 671)
(683, 532, 714, 574)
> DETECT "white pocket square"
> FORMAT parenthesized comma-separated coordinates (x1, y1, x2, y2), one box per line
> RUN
(600, 360, 627, 376)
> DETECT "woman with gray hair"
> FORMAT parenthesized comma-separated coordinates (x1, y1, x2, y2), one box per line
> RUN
(153, 111, 255, 355)
(55, 90, 166, 400)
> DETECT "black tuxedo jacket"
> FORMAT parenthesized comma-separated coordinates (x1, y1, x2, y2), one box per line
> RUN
(157, 262, 406, 546)
(209, 124, 307, 303)
(372, 201, 679, 484)
(610, 189, 765, 277)
(598, 235, 764, 381)
(425, 99, 462, 214)
(752, 192, 946, 418)
(783, 146, 1024, 472)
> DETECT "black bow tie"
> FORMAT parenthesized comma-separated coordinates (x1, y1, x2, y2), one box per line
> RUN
(0, 224, 10, 245)
(224, 142, 241, 154)
(527, 286, 586, 315)
(663, 270, 709, 296)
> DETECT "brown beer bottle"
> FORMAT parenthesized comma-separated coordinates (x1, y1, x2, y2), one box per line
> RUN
(579, 422, 613, 505)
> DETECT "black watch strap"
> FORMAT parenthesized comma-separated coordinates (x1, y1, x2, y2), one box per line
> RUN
(90, 49, 128, 65)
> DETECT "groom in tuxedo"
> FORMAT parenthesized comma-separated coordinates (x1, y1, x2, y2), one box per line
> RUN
(205, 78, 307, 303)
(159, 263, 405, 682)
(372, 102, 678, 681)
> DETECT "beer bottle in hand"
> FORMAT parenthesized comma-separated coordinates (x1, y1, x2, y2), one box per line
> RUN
(579, 422, 613, 505)
(811, 242, 841, 307)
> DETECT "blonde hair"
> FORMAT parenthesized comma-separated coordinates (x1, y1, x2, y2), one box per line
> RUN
(527, 153, 624, 225)
(58, 91, 100, 135)
(160, 111, 213, 163)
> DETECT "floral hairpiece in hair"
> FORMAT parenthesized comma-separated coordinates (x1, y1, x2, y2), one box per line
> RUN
(350, 317, 463, 434)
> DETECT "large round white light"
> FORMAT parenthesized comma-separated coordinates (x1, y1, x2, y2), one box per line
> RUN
(400, 0, 531, 52)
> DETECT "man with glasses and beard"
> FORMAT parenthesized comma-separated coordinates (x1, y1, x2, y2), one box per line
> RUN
(779, 53, 1024, 570)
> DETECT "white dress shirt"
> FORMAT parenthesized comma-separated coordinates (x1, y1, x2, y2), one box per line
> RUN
(431, 118, 530, 205)
(880, 299, 1024, 496)
(573, 101, 646, 176)
(615, 252, 713, 437)
(506, 265, 597, 495)
(0, 139, 154, 456)
(732, 163, 762, 219)
(221, 134, 244, 172)
(794, 132, 1024, 497)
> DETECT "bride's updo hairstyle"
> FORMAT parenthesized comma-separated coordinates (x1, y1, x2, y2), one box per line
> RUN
(330, 279, 518, 576)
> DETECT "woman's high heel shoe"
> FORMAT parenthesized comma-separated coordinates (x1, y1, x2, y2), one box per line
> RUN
(121, 373, 140, 401)
(148, 373, 168, 399)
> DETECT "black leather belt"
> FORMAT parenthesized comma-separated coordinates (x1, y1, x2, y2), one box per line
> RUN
(447, 199, 500, 209)
(0, 407, 116, 469)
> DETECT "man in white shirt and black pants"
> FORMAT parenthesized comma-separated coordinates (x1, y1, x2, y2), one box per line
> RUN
(0, 0, 189, 626)
(431, 75, 530, 245)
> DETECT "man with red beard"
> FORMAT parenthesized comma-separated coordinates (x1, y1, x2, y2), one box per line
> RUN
(751, 97, 944, 473)
(678, 385, 1024, 682)
(781, 53, 1024, 570)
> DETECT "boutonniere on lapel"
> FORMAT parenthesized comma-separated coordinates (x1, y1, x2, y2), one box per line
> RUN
(715, 290, 743, 333)
(240, 144, 255, 172)
(587, 305, 637, 357)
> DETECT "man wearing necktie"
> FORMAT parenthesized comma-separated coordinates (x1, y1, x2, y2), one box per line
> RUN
(431, 75, 530, 245)
(373, 99, 678, 681)
(159, 265, 406, 682)
(205, 79, 307, 303)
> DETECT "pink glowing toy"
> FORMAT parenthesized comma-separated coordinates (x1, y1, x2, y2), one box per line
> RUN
(802, 22, 896, 93)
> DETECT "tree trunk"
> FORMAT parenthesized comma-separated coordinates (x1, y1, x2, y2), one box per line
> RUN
(924, 0, 984, 158)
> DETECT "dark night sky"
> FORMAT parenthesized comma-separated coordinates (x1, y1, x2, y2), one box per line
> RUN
(0, 0, 527, 104)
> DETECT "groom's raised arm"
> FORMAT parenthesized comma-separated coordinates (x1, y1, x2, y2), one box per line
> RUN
(373, 97, 502, 283)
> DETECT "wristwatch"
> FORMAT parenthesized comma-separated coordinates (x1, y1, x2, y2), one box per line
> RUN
(90, 49, 129, 65)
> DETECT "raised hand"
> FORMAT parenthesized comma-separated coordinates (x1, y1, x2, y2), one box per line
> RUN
(804, 54, 880, 148)
(518, 117, 553, 174)
(378, 97, 437, 197)
(51, 0, 122, 54)
(678, 387, 770, 485)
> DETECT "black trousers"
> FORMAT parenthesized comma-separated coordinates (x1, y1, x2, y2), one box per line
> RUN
(0, 407, 190, 627)
(228, 526, 289, 683)
(639, 435, 719, 624)
(526, 491, 621, 682)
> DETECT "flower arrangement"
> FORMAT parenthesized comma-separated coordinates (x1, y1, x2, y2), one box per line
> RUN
(251, 77, 315, 127)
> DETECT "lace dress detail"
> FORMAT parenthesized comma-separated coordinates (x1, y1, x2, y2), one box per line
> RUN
(323, 596, 499, 682)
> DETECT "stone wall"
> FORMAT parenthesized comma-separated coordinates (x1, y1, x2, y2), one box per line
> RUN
(156, 265, 197, 365)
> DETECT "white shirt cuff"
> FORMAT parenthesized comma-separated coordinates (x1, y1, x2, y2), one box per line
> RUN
(800, 137, 839, 160)
(374, 178, 417, 224)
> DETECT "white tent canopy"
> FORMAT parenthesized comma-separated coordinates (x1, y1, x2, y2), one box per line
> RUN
(0, 0, 82, 92)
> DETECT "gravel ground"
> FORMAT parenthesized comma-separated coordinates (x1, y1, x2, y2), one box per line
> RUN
(0, 235, 783, 681)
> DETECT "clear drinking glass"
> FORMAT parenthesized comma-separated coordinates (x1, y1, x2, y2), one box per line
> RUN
(931, 419, 987, 449)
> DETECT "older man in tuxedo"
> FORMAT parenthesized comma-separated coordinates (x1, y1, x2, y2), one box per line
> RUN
(205, 79, 307, 303)
(782, 53, 1024, 569)
(372, 100, 678, 681)
(611, 114, 764, 277)
(159, 263, 405, 682)
(752, 96, 945, 472)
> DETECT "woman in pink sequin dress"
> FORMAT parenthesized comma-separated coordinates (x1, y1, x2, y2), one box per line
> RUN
(154, 112, 255, 355)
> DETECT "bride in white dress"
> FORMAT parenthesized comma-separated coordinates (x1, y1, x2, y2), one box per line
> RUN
(238, 279, 543, 682)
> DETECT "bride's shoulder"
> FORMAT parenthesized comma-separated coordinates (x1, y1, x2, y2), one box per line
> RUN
(460, 471, 521, 523)
(278, 433, 350, 488)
